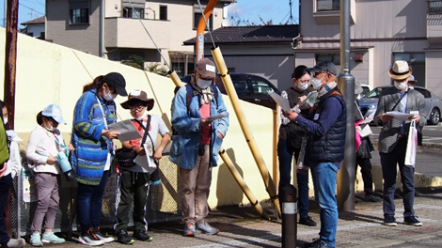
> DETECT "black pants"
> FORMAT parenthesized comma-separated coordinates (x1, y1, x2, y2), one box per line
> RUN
(115, 170, 150, 232)
(356, 156, 374, 194)
(0, 174, 12, 246)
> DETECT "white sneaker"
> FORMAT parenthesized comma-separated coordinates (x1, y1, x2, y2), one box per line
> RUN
(6, 238, 25, 248)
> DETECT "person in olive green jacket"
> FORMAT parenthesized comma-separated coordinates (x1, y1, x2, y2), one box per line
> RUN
(0, 102, 25, 247)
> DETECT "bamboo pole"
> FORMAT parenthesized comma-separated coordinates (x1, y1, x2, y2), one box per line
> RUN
(211, 46, 281, 217)
(273, 106, 281, 189)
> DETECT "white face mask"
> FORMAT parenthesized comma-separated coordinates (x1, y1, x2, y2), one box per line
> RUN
(297, 82, 309, 91)
(3, 118, 7, 125)
(135, 109, 148, 121)
(196, 79, 212, 89)
(394, 80, 408, 91)
(44, 122, 55, 132)
(103, 86, 118, 101)
(311, 75, 325, 90)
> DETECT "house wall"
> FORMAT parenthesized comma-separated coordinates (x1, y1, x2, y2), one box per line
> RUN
(46, 0, 229, 65)
(26, 24, 45, 38)
(299, 0, 436, 91)
(202, 45, 296, 90)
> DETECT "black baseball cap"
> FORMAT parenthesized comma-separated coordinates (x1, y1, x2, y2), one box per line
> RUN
(307, 61, 338, 76)
(103, 72, 128, 96)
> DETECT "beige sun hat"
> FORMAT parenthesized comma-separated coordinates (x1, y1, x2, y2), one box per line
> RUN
(388, 60, 412, 81)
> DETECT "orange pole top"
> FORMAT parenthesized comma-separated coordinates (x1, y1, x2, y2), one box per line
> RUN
(196, 0, 218, 62)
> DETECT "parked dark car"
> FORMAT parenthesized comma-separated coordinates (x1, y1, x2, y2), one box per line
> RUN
(358, 86, 442, 125)
(181, 73, 280, 110)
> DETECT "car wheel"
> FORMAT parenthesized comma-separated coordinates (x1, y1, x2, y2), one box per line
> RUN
(428, 108, 440, 125)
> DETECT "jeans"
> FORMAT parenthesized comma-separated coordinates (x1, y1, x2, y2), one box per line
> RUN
(380, 138, 415, 218)
(277, 139, 310, 219)
(0, 174, 12, 246)
(77, 170, 109, 235)
(311, 162, 339, 248)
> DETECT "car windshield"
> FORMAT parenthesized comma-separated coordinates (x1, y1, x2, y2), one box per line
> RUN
(364, 87, 384, 99)
(251, 80, 276, 95)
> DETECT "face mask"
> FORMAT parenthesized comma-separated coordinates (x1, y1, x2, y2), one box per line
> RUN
(44, 122, 55, 132)
(103, 86, 118, 101)
(311, 75, 325, 90)
(394, 81, 408, 91)
(196, 79, 212, 89)
(135, 110, 148, 121)
(298, 82, 309, 91)
(3, 118, 7, 125)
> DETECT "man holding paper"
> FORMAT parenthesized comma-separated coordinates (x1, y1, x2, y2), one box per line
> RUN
(114, 90, 170, 244)
(170, 58, 229, 237)
(374, 60, 426, 227)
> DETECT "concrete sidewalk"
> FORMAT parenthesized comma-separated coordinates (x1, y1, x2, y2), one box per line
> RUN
(53, 187, 442, 248)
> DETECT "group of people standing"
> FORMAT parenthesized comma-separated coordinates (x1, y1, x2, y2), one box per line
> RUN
(279, 60, 424, 248)
(0, 58, 424, 248)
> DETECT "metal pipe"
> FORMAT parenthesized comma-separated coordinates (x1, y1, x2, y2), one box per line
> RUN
(219, 148, 270, 220)
(337, 0, 356, 211)
(196, 0, 218, 61)
(99, 0, 104, 57)
(281, 184, 297, 248)
(211, 46, 281, 217)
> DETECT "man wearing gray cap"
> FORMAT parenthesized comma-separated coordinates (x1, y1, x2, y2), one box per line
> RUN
(284, 61, 346, 248)
(170, 58, 229, 237)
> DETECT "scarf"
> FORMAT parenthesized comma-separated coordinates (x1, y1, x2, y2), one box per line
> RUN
(317, 81, 337, 98)
(191, 83, 213, 105)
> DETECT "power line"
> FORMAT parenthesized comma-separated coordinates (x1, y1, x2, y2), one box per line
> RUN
(19, 3, 45, 16)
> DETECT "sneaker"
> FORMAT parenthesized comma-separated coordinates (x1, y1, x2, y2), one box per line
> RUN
(383, 215, 397, 226)
(404, 215, 423, 226)
(133, 230, 153, 242)
(117, 230, 135, 245)
(42, 232, 65, 243)
(30, 233, 43, 247)
(196, 220, 219, 235)
(78, 228, 105, 246)
(299, 216, 317, 226)
(304, 238, 332, 248)
(6, 238, 26, 248)
(183, 222, 196, 237)
(91, 228, 114, 243)
(363, 193, 382, 202)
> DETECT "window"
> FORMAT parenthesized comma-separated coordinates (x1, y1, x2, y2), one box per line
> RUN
(316, 0, 340, 11)
(27, 32, 33, 37)
(315, 54, 341, 74)
(393, 52, 425, 87)
(251, 79, 276, 95)
(39, 32, 45, 40)
(160, 5, 167, 20)
(428, 0, 442, 14)
(123, 8, 144, 19)
(69, 1, 90, 24)
(193, 5, 212, 30)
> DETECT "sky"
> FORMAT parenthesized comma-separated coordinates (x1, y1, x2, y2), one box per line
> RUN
(0, 0, 299, 28)
(226, 0, 299, 26)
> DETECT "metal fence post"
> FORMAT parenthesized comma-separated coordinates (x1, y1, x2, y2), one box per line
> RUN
(282, 184, 297, 248)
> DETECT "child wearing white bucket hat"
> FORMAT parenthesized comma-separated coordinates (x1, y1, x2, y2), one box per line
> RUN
(26, 104, 69, 246)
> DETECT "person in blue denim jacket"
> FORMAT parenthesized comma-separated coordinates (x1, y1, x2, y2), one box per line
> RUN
(170, 58, 229, 237)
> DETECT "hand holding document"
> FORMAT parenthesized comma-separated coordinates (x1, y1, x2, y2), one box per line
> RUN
(206, 112, 229, 122)
(108, 119, 141, 142)
(268, 91, 290, 111)
(385, 111, 414, 121)
(299, 91, 318, 108)
(133, 143, 157, 173)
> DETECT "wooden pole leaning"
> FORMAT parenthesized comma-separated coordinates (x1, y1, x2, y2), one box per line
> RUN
(219, 149, 270, 220)
(273, 105, 281, 190)
(211, 46, 282, 217)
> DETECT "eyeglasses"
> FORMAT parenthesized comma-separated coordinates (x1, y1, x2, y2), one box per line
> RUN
(129, 105, 145, 112)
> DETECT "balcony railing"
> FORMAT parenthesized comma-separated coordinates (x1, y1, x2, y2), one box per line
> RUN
(428, 0, 442, 14)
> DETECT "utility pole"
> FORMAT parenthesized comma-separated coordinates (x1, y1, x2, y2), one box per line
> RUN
(4, 0, 19, 129)
(336, 0, 356, 211)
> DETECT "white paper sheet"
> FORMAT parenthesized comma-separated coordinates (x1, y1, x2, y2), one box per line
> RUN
(206, 112, 229, 122)
(133, 143, 156, 173)
(108, 119, 142, 142)
(268, 91, 291, 111)
(385, 111, 414, 121)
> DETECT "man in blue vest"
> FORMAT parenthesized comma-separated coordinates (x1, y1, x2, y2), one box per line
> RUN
(284, 61, 346, 248)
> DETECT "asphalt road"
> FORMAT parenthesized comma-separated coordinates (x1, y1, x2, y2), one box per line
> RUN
(369, 124, 442, 178)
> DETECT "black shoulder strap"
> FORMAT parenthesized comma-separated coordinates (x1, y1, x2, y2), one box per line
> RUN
(390, 89, 410, 112)
(134, 115, 151, 147)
